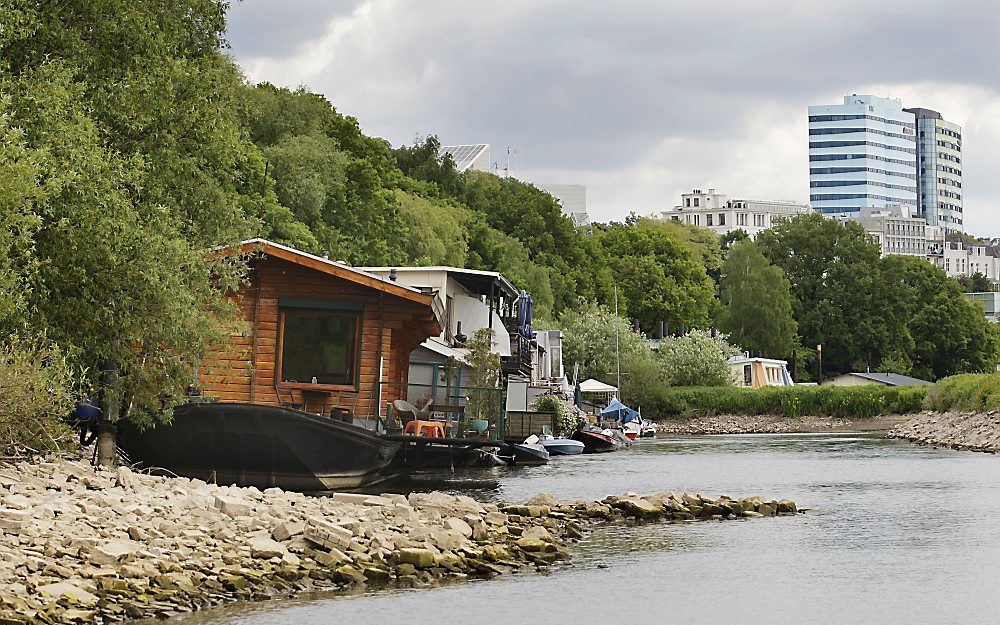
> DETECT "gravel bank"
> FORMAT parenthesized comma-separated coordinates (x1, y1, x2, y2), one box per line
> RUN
(888, 410, 1000, 453)
(0, 458, 798, 623)
(654, 414, 909, 435)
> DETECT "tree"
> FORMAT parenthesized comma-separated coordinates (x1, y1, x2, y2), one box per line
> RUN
(957, 272, 996, 293)
(595, 218, 716, 332)
(717, 241, 797, 358)
(881, 256, 999, 379)
(556, 301, 654, 384)
(656, 330, 740, 387)
(465, 328, 500, 421)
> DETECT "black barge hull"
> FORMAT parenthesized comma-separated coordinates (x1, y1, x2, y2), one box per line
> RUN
(117, 402, 400, 491)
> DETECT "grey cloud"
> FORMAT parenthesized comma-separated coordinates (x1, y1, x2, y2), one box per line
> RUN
(227, 0, 1000, 234)
(226, 0, 361, 58)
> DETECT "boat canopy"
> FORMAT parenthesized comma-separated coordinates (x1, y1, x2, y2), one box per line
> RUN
(600, 398, 630, 420)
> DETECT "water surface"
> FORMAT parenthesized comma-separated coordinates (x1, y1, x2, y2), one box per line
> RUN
(168, 434, 1000, 624)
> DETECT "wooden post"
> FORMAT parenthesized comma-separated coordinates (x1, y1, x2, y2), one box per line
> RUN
(96, 360, 119, 467)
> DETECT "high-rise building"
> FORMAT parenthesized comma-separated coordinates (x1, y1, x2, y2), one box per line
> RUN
(808, 95, 918, 218)
(904, 107, 964, 233)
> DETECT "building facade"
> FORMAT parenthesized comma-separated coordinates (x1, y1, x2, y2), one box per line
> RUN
(662, 188, 812, 237)
(904, 107, 964, 233)
(937, 238, 1000, 283)
(536, 183, 591, 228)
(840, 206, 934, 258)
(808, 95, 918, 218)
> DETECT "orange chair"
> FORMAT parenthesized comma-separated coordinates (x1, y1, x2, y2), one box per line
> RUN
(403, 420, 446, 438)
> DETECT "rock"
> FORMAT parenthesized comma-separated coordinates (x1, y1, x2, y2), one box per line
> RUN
(515, 537, 549, 552)
(521, 525, 553, 542)
(430, 528, 465, 551)
(604, 496, 661, 519)
(333, 565, 366, 584)
(777, 499, 797, 515)
(213, 495, 253, 518)
(525, 492, 560, 508)
(308, 547, 350, 568)
(114, 466, 137, 490)
(397, 548, 435, 568)
(250, 536, 287, 559)
(89, 539, 141, 565)
(37, 582, 98, 604)
(444, 517, 474, 539)
(484, 511, 508, 525)
(328, 492, 373, 505)
(0, 508, 29, 531)
(272, 521, 304, 542)
(304, 518, 353, 549)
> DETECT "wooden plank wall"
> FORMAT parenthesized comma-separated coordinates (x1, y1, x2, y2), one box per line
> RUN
(200, 256, 438, 419)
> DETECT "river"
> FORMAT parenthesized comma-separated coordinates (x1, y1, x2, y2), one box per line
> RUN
(161, 433, 1000, 624)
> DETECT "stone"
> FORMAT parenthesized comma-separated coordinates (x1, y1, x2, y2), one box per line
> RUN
(37, 582, 98, 604)
(333, 565, 366, 584)
(521, 525, 553, 542)
(444, 517, 474, 539)
(328, 492, 372, 505)
(776, 499, 797, 515)
(525, 492, 560, 508)
(213, 495, 253, 518)
(272, 521, 304, 542)
(304, 518, 353, 549)
(90, 539, 141, 565)
(515, 537, 549, 552)
(430, 528, 465, 551)
(114, 466, 137, 490)
(307, 547, 350, 568)
(397, 548, 435, 568)
(250, 537, 287, 559)
(484, 511, 508, 525)
(604, 496, 661, 519)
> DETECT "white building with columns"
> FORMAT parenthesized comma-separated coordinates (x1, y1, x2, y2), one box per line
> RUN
(662, 188, 813, 238)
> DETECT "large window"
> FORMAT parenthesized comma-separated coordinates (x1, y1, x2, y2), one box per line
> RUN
(279, 310, 360, 387)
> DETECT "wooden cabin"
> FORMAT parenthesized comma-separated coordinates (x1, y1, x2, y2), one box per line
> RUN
(199, 239, 443, 424)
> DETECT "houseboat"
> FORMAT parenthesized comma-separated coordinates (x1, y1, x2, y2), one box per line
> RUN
(729, 356, 794, 387)
(117, 239, 444, 490)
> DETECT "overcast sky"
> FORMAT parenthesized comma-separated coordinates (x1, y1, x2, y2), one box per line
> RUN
(227, 0, 1000, 236)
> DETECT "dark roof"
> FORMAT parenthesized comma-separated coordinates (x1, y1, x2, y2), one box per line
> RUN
(843, 372, 933, 386)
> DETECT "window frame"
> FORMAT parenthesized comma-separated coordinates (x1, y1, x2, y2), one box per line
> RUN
(275, 305, 364, 392)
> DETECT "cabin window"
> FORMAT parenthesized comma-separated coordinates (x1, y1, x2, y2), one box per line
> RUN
(743, 364, 752, 386)
(278, 310, 360, 386)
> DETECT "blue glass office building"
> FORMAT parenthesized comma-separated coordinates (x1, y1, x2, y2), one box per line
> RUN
(808, 95, 918, 218)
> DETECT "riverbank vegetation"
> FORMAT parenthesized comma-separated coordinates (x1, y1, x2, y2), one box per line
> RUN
(923, 374, 1000, 413)
(1, 1, 997, 446)
(646, 385, 929, 419)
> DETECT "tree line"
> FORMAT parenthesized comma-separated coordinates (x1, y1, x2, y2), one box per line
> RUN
(0, 1, 996, 449)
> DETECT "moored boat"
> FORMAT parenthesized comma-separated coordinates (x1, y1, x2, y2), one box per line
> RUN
(117, 402, 400, 491)
(570, 426, 619, 453)
(538, 436, 585, 455)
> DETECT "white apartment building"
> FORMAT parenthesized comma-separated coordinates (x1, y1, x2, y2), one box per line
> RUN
(808, 95, 918, 219)
(839, 206, 934, 258)
(936, 239, 1000, 283)
(662, 188, 812, 237)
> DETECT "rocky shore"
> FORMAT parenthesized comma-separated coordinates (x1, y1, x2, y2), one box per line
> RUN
(655, 413, 907, 435)
(889, 410, 1000, 453)
(0, 459, 798, 624)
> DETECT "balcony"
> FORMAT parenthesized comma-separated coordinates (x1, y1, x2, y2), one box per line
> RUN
(501, 333, 533, 376)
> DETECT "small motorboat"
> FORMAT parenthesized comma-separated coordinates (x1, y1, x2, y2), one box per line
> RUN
(622, 421, 641, 440)
(499, 435, 550, 465)
(570, 426, 620, 453)
(639, 420, 657, 438)
(538, 436, 585, 456)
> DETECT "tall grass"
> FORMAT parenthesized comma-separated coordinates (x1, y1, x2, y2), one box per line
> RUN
(923, 374, 1000, 413)
(642, 384, 929, 420)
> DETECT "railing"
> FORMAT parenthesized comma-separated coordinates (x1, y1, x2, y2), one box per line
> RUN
(378, 381, 506, 440)
(501, 334, 533, 375)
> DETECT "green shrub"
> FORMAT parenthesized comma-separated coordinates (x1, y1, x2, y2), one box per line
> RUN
(641, 384, 929, 420)
(530, 394, 578, 435)
(924, 374, 1000, 413)
(0, 338, 76, 455)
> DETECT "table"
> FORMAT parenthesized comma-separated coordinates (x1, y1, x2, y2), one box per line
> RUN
(403, 420, 446, 438)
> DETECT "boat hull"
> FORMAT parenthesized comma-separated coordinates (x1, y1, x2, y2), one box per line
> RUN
(538, 439, 585, 455)
(570, 429, 619, 454)
(499, 443, 550, 465)
(117, 402, 401, 491)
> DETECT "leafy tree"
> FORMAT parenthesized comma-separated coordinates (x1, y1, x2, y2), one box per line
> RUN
(392, 136, 463, 196)
(595, 218, 716, 332)
(656, 330, 740, 387)
(957, 272, 996, 293)
(881, 256, 999, 379)
(465, 328, 500, 421)
(557, 301, 654, 384)
(395, 191, 469, 266)
(717, 241, 798, 358)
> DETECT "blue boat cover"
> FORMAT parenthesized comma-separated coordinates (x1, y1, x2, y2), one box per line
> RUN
(516, 291, 533, 339)
(600, 399, 629, 420)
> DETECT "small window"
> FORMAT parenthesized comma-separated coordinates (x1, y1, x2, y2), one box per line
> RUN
(718, 213, 726, 226)
(706, 214, 713, 226)
(693, 198, 700, 207)
(743, 364, 752, 386)
(279, 310, 360, 386)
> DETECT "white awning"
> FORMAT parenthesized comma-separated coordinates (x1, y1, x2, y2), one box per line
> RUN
(578, 378, 618, 393)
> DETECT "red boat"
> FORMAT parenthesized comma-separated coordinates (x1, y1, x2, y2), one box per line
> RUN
(570, 426, 620, 453)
